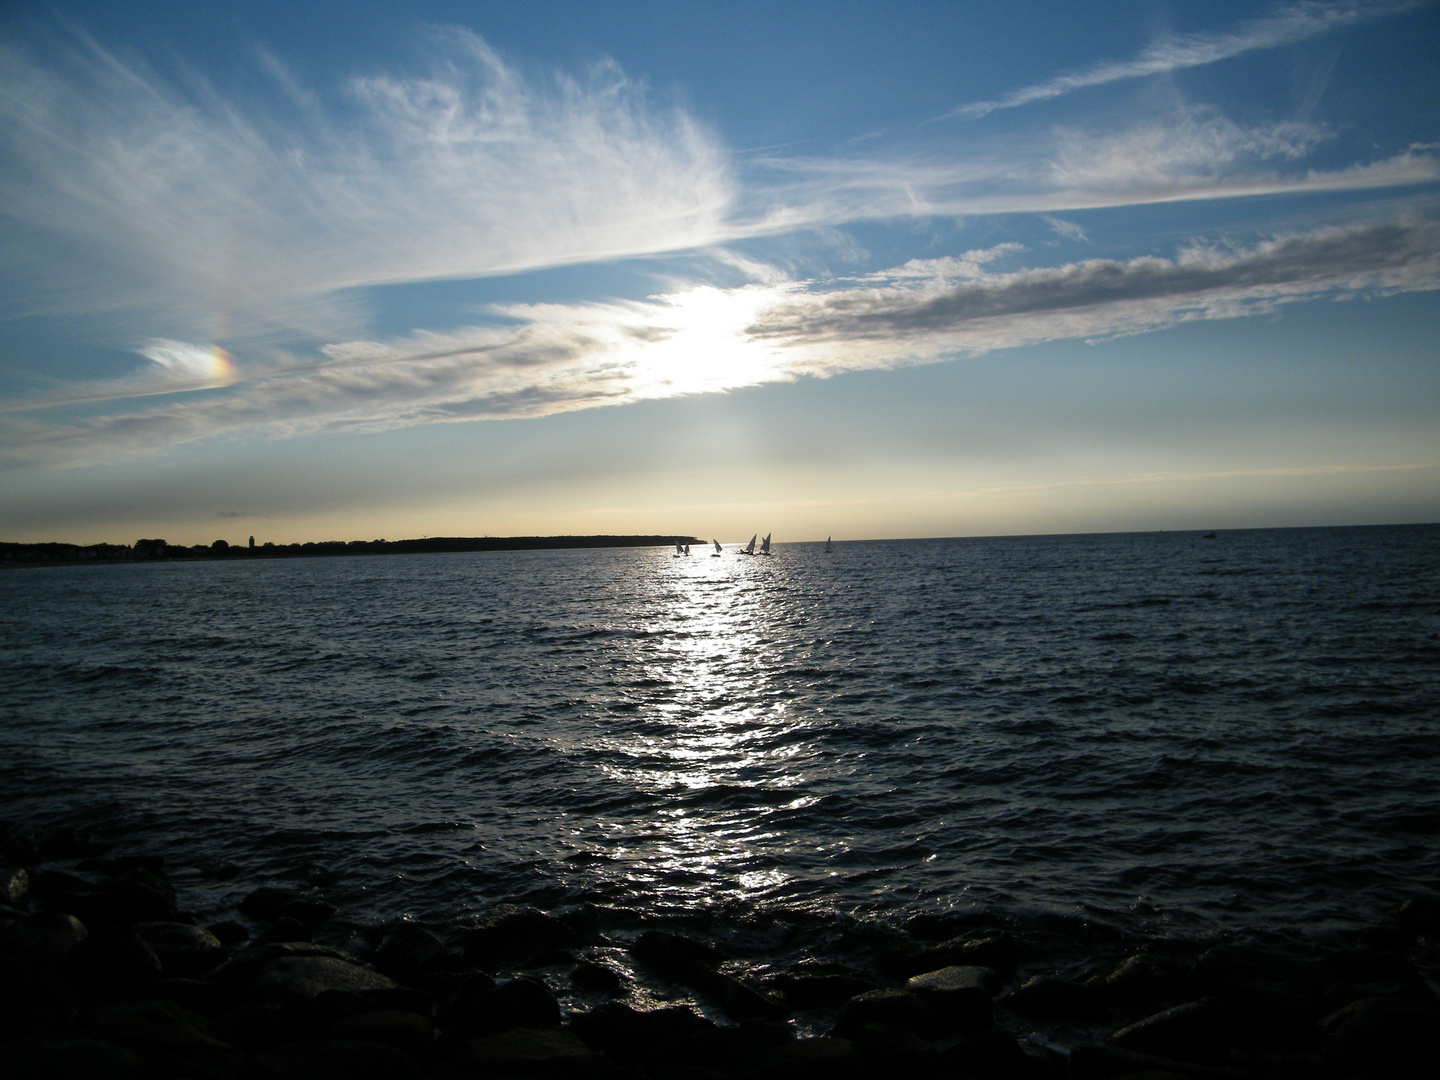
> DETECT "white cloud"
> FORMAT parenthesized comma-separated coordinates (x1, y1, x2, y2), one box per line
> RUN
(6, 215, 1437, 472)
(947, 0, 1421, 119)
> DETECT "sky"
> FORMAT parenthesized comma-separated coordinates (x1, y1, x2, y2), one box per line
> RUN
(1, 0, 1437, 545)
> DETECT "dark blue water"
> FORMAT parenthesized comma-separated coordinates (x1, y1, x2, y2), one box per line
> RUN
(2, 526, 1438, 946)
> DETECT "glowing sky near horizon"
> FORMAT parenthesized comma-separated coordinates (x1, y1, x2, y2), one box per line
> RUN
(1, 0, 1438, 544)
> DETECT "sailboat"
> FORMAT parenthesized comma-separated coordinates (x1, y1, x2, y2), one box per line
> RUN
(759, 533, 771, 556)
(711, 539, 722, 557)
(674, 541, 684, 557)
(824, 536, 833, 553)
(684, 544, 690, 555)
(740, 534, 757, 556)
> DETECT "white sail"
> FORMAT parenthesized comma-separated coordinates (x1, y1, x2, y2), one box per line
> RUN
(711, 539, 722, 557)
(741, 534, 757, 555)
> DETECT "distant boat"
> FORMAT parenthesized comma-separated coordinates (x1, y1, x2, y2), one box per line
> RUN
(824, 535, 833, 553)
(684, 543, 690, 555)
(759, 533, 771, 556)
(1203, 532, 1217, 539)
(740, 534, 757, 555)
(674, 541, 684, 557)
(711, 539, 722, 557)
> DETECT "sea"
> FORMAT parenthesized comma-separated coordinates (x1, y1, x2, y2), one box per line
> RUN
(2, 525, 1438, 957)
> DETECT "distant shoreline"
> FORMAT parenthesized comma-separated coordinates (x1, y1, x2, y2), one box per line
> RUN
(0, 534, 704, 568)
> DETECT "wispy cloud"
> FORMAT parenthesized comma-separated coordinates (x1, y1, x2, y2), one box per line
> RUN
(6, 215, 1437, 471)
(946, 0, 1422, 119)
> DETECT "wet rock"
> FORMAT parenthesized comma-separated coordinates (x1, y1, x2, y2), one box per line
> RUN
(0, 866, 29, 908)
(38, 826, 104, 860)
(77, 854, 165, 877)
(1189, 942, 1323, 1047)
(208, 1002, 298, 1052)
(1003, 974, 1106, 1023)
(463, 904, 576, 968)
(134, 920, 226, 978)
(833, 988, 937, 1039)
(1319, 994, 1440, 1077)
(1086, 952, 1193, 1007)
(937, 1027, 1031, 1079)
(570, 959, 625, 996)
(0, 949, 80, 1039)
(1325, 943, 1424, 988)
(683, 963, 790, 1021)
(280, 895, 337, 926)
(252, 915, 313, 947)
(569, 1001, 716, 1064)
(881, 932, 1018, 981)
(57, 874, 178, 929)
(5, 910, 88, 962)
(434, 1027, 612, 1078)
(250, 1038, 424, 1079)
(440, 975, 561, 1040)
(251, 955, 398, 1006)
(207, 940, 355, 1000)
(767, 963, 881, 1008)
(1106, 998, 1230, 1066)
(0, 826, 40, 867)
(744, 1035, 865, 1080)
(63, 927, 163, 1001)
(329, 1009, 435, 1063)
(28, 868, 89, 901)
(207, 919, 248, 947)
(1069, 1044, 1247, 1080)
(0, 1036, 144, 1079)
(628, 928, 727, 980)
(665, 1019, 795, 1076)
(849, 1022, 938, 1074)
(375, 925, 448, 982)
(906, 964, 995, 1033)
(91, 997, 242, 1076)
(240, 885, 303, 921)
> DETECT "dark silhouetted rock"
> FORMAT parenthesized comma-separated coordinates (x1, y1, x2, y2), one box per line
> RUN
(91, 997, 241, 1077)
(63, 927, 163, 1001)
(745, 1035, 865, 1080)
(329, 1009, 434, 1063)
(38, 826, 104, 860)
(570, 959, 625, 995)
(1106, 998, 1230, 1066)
(0, 866, 29, 908)
(0, 947, 80, 1039)
(1069, 1043, 1237, 1080)
(463, 904, 575, 968)
(768, 963, 881, 1008)
(569, 1001, 715, 1064)
(1003, 974, 1106, 1022)
(628, 929, 727, 979)
(0, 827, 40, 867)
(28, 868, 88, 901)
(881, 932, 1018, 981)
(57, 875, 178, 930)
(0, 1036, 143, 1079)
(681, 962, 790, 1021)
(375, 925, 450, 983)
(938, 1027, 1031, 1078)
(1190, 942, 1323, 1047)
(906, 965, 995, 1033)
(251, 1038, 424, 1080)
(833, 988, 937, 1039)
(251, 955, 398, 1006)
(1320, 994, 1440, 1077)
(849, 1022, 939, 1073)
(434, 1027, 612, 1078)
(252, 915, 312, 948)
(440, 975, 560, 1040)
(280, 896, 337, 926)
(664, 1019, 794, 1076)
(6, 910, 88, 962)
(1086, 952, 1193, 1007)
(78, 854, 165, 877)
(207, 919, 248, 947)
(134, 921, 226, 978)
(1391, 896, 1440, 937)
(240, 886, 303, 922)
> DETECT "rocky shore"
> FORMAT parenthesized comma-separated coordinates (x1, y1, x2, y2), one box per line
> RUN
(3, 823, 1438, 1079)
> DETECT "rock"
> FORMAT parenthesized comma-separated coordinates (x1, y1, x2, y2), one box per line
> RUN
(374, 925, 449, 982)
(1069, 1044, 1247, 1080)
(280, 896, 337, 926)
(63, 927, 163, 1001)
(938, 1027, 1031, 1079)
(569, 1002, 716, 1064)
(134, 921, 227, 978)
(0, 827, 40, 867)
(463, 904, 575, 968)
(1189, 942, 1323, 1047)
(28, 868, 88, 901)
(906, 965, 995, 1033)
(207, 941, 356, 1000)
(329, 1009, 434, 1063)
(91, 997, 242, 1077)
(1003, 974, 1106, 1022)
(1106, 998, 1230, 1066)
(848, 1022, 938, 1073)
(77, 854, 165, 877)
(240, 886, 303, 921)
(38, 826, 104, 860)
(1320, 994, 1440, 1076)
(744, 1036, 865, 1080)
(0, 866, 29, 908)
(250, 1038, 424, 1079)
(7, 910, 88, 961)
(434, 1027, 612, 1078)
(767, 963, 881, 1008)
(881, 932, 1018, 981)
(664, 1019, 795, 1076)
(570, 959, 625, 996)
(56, 875, 178, 929)
(0, 1036, 144, 1079)
(833, 988, 937, 1039)
(628, 929, 727, 980)
(252, 955, 398, 1006)
(1086, 952, 1193, 1007)
(440, 976, 561, 1040)
(0, 947, 80, 1039)
(207, 919, 249, 947)
(682, 962, 790, 1021)
(1391, 896, 1440, 936)
(252, 915, 313, 947)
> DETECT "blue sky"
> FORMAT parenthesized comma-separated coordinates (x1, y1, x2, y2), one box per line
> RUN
(1, 0, 1437, 543)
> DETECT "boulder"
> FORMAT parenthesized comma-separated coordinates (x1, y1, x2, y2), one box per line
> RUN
(55, 876, 178, 929)
(767, 964, 881, 1008)
(251, 955, 398, 1006)
(744, 1036, 865, 1080)
(1003, 974, 1106, 1022)
(937, 1027, 1031, 1078)
(250, 1038, 424, 1080)
(0, 866, 29, 908)
(329, 1009, 435, 1063)
(680, 962, 789, 1021)
(440, 976, 561, 1040)
(252, 916, 313, 948)
(91, 998, 238, 1067)
(433, 1028, 612, 1078)
(134, 921, 227, 978)
(0, 1036, 143, 1079)
(628, 929, 727, 980)
(906, 965, 995, 1033)
(463, 904, 575, 968)
(662, 1019, 794, 1076)
(240, 886, 303, 922)
(1086, 952, 1193, 1007)
(63, 927, 163, 1001)
(568, 1001, 716, 1064)
(280, 896, 337, 926)
(375, 925, 449, 982)
(1320, 994, 1440, 1076)
(881, 932, 1018, 981)
(833, 988, 937, 1039)
(569, 959, 625, 996)
(1106, 998, 1230, 1066)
